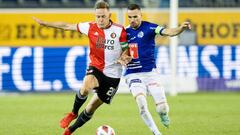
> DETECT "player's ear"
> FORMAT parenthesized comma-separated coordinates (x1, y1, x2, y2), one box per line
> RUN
(109, 13, 111, 18)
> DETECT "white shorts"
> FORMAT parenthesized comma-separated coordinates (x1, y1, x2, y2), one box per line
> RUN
(125, 69, 167, 104)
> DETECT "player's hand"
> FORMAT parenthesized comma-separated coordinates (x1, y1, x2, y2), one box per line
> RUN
(32, 16, 46, 26)
(180, 22, 191, 30)
(117, 55, 132, 66)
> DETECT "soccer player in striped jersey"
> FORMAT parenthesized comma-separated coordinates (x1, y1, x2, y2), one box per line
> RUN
(33, 1, 131, 135)
(125, 4, 191, 135)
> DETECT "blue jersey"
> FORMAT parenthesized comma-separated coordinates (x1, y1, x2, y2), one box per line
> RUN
(125, 21, 164, 75)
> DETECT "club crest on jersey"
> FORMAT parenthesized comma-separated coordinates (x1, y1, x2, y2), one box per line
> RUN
(137, 31, 144, 38)
(110, 32, 116, 38)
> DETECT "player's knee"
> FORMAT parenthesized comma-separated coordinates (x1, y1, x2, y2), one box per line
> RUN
(136, 95, 148, 114)
(139, 105, 147, 115)
(80, 87, 90, 96)
(156, 102, 169, 114)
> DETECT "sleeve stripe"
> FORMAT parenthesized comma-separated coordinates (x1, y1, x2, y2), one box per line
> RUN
(121, 42, 128, 50)
(122, 44, 128, 48)
(120, 42, 128, 45)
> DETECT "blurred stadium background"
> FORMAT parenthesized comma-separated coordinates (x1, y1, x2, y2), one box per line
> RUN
(0, 0, 240, 135)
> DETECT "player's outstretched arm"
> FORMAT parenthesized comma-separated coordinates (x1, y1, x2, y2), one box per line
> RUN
(162, 21, 191, 37)
(32, 16, 77, 31)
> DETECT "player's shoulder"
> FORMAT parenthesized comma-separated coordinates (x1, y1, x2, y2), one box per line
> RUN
(125, 25, 131, 30)
(112, 22, 124, 28)
(142, 21, 158, 27)
(80, 21, 97, 28)
(89, 21, 97, 25)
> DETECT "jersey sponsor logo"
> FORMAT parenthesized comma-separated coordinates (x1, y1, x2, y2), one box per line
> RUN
(96, 37, 115, 50)
(105, 39, 115, 45)
(127, 61, 142, 69)
(129, 43, 139, 59)
(104, 45, 114, 50)
(137, 31, 144, 38)
(96, 37, 105, 48)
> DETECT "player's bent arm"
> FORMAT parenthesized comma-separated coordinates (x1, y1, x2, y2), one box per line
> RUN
(161, 22, 191, 37)
(120, 42, 130, 60)
(121, 48, 130, 58)
(117, 48, 132, 66)
(32, 17, 77, 31)
(161, 27, 183, 37)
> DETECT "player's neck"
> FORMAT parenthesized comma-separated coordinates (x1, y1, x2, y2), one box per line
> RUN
(133, 21, 142, 30)
(103, 20, 112, 29)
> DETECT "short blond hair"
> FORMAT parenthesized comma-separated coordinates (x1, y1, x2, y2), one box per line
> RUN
(94, 0, 109, 10)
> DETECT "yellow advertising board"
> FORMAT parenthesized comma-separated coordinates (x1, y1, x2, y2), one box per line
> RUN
(1, 9, 240, 46)
(124, 9, 240, 45)
(180, 10, 240, 45)
(0, 10, 118, 46)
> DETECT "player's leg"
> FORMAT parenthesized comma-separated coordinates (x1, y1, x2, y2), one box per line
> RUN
(150, 86, 170, 127)
(63, 67, 120, 134)
(72, 74, 99, 114)
(64, 94, 103, 134)
(135, 94, 162, 135)
(60, 74, 99, 128)
(126, 74, 161, 135)
(147, 73, 170, 127)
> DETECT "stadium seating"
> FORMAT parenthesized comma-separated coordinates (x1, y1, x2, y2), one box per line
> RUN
(0, 0, 239, 8)
(0, 0, 19, 8)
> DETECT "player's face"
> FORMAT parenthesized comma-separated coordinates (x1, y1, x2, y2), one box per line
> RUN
(95, 8, 111, 29)
(127, 9, 142, 29)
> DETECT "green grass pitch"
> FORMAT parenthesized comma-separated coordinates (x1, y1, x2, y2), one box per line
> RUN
(0, 92, 240, 135)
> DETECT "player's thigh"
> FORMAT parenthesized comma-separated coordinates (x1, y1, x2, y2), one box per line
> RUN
(96, 76, 120, 104)
(125, 74, 147, 97)
(82, 74, 99, 91)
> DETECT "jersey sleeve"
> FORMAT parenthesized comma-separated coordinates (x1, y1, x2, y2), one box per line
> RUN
(147, 22, 165, 36)
(119, 27, 128, 51)
(77, 22, 90, 35)
(155, 25, 165, 36)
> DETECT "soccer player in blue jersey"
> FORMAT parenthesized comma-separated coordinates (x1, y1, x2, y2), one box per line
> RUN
(125, 4, 191, 135)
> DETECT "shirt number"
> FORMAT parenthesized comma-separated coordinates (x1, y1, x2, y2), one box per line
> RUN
(106, 87, 116, 96)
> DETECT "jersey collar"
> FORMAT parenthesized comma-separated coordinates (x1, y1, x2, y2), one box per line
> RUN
(103, 20, 113, 29)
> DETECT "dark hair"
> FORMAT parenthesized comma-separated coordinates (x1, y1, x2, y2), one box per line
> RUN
(95, 0, 109, 10)
(127, 4, 141, 10)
